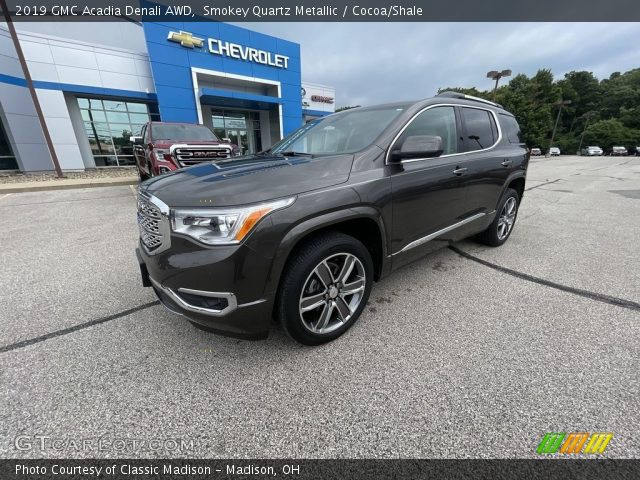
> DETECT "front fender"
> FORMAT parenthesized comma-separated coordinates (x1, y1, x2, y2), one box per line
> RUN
(261, 199, 389, 299)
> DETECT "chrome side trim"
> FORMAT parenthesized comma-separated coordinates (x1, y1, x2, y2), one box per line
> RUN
(150, 277, 238, 317)
(384, 103, 503, 165)
(394, 212, 486, 255)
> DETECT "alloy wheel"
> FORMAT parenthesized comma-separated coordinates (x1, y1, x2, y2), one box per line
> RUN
(497, 196, 517, 240)
(299, 253, 366, 334)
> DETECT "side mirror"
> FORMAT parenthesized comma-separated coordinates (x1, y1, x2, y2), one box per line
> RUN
(391, 135, 443, 161)
(131, 136, 143, 145)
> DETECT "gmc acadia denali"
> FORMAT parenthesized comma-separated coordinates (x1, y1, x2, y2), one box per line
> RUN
(136, 92, 529, 345)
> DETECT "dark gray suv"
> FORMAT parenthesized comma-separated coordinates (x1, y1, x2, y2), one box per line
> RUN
(136, 92, 529, 345)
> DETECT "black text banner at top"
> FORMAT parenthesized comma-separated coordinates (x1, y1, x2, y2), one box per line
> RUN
(4, 0, 640, 21)
(6, 0, 640, 22)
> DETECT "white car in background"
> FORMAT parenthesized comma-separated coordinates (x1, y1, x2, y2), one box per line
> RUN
(581, 146, 603, 156)
(530, 147, 542, 156)
(549, 147, 561, 156)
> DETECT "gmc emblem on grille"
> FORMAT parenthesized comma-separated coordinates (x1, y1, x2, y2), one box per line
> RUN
(192, 151, 225, 158)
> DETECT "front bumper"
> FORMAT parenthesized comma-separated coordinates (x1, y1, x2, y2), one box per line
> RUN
(136, 244, 273, 340)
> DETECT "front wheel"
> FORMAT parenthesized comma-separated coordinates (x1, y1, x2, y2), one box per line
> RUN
(276, 232, 374, 345)
(477, 188, 519, 247)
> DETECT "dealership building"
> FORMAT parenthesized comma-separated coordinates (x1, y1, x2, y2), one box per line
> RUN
(0, 20, 335, 172)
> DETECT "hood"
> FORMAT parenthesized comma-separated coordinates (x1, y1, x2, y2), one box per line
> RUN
(141, 153, 353, 207)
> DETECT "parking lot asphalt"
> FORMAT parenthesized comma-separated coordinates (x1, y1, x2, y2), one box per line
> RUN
(1, 155, 639, 459)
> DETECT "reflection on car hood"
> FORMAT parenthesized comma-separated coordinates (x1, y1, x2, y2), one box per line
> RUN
(140, 153, 354, 207)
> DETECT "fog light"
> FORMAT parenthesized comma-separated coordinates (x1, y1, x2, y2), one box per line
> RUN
(177, 291, 229, 311)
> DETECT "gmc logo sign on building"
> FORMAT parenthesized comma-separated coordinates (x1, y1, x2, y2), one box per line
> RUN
(311, 95, 334, 104)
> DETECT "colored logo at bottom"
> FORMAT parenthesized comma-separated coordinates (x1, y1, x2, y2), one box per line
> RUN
(537, 432, 612, 454)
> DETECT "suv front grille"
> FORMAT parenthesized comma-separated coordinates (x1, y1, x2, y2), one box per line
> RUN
(137, 193, 170, 254)
(172, 145, 232, 167)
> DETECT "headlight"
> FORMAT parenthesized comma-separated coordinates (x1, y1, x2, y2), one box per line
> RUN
(153, 149, 170, 161)
(171, 197, 295, 245)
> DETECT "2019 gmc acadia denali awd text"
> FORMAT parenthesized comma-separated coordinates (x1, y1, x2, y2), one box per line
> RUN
(136, 92, 529, 345)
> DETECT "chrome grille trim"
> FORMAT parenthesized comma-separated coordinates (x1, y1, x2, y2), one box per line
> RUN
(170, 143, 233, 167)
(137, 192, 171, 255)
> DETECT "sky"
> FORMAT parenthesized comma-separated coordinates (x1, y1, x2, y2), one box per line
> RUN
(243, 22, 640, 108)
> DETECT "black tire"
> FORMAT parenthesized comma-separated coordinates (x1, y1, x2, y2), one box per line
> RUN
(477, 188, 520, 247)
(276, 232, 374, 345)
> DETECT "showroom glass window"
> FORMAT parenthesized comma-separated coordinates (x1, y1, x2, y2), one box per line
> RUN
(398, 106, 458, 155)
(0, 117, 18, 170)
(461, 107, 497, 151)
(78, 98, 152, 167)
(211, 110, 261, 155)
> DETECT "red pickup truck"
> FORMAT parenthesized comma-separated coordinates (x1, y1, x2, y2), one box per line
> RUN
(133, 122, 241, 180)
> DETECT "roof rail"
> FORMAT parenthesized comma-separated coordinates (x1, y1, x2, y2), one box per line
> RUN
(437, 91, 502, 108)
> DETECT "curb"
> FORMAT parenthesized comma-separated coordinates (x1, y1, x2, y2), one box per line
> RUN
(0, 178, 138, 194)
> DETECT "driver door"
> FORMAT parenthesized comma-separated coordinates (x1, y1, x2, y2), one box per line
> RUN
(134, 125, 147, 174)
(390, 106, 472, 258)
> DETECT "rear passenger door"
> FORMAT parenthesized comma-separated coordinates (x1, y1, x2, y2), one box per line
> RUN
(459, 106, 510, 214)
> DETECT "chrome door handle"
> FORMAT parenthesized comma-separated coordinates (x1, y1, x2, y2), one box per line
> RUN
(452, 167, 467, 175)
(501, 159, 513, 166)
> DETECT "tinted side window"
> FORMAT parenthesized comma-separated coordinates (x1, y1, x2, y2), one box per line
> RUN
(500, 114, 523, 143)
(398, 106, 458, 155)
(141, 125, 148, 143)
(462, 108, 495, 152)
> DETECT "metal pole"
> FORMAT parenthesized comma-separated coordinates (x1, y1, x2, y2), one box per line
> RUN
(0, 0, 64, 177)
(492, 76, 500, 101)
(577, 115, 592, 153)
(548, 104, 564, 157)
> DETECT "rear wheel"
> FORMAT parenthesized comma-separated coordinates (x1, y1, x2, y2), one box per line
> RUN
(276, 232, 373, 345)
(477, 188, 519, 247)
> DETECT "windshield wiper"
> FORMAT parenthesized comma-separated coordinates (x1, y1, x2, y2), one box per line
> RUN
(277, 151, 314, 157)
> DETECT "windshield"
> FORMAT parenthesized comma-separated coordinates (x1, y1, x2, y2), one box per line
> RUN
(152, 124, 219, 141)
(271, 106, 406, 155)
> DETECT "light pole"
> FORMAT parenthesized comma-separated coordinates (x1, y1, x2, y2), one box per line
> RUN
(487, 69, 512, 101)
(547, 99, 572, 157)
(577, 112, 595, 154)
(0, 0, 63, 177)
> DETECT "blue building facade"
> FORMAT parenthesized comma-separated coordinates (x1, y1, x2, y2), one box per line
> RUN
(0, 21, 334, 172)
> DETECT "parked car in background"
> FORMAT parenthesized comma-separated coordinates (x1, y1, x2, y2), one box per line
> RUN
(530, 147, 542, 156)
(549, 147, 560, 156)
(635, 146, 640, 156)
(610, 146, 628, 156)
(136, 92, 529, 344)
(132, 122, 241, 180)
(581, 146, 603, 156)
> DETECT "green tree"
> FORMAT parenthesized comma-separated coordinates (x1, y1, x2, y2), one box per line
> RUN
(438, 67, 640, 151)
(583, 119, 640, 149)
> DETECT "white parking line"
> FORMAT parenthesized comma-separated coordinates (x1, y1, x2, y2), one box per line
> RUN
(0, 193, 12, 202)
(129, 184, 137, 198)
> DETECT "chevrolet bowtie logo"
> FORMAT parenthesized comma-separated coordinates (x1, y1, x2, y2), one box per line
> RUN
(167, 31, 204, 49)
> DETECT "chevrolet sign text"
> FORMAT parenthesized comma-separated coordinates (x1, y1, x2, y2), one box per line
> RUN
(208, 38, 289, 69)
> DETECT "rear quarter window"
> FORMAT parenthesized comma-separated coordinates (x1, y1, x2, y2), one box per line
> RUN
(461, 107, 497, 152)
(500, 114, 523, 144)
